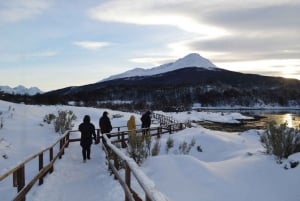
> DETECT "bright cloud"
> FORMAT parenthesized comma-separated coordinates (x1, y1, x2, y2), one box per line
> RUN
(88, 0, 228, 38)
(0, 0, 51, 23)
(73, 41, 111, 51)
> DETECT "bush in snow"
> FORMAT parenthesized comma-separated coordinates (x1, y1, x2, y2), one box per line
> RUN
(127, 133, 152, 165)
(151, 138, 160, 156)
(43, 113, 56, 124)
(165, 136, 174, 153)
(54, 110, 77, 134)
(178, 138, 196, 155)
(261, 121, 300, 161)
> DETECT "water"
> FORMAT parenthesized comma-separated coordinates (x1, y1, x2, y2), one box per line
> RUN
(198, 110, 300, 132)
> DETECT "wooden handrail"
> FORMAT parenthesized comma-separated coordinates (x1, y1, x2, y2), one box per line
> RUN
(1, 114, 187, 201)
(102, 134, 169, 201)
(0, 130, 72, 201)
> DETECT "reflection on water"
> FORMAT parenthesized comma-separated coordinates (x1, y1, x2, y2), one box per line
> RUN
(283, 114, 293, 127)
(264, 113, 300, 128)
(199, 110, 300, 132)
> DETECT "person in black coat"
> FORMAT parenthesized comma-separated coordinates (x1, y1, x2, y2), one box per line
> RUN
(141, 111, 151, 134)
(99, 111, 112, 138)
(79, 115, 96, 162)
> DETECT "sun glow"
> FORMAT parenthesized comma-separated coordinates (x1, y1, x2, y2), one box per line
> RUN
(215, 59, 300, 80)
(283, 114, 294, 128)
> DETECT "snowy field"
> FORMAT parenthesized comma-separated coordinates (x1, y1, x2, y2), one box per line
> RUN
(1, 100, 300, 201)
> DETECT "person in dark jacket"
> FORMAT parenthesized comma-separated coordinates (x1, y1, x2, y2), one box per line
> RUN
(79, 115, 96, 162)
(99, 111, 112, 138)
(141, 111, 151, 135)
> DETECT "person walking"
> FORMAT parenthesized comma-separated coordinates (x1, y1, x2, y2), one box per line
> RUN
(127, 115, 136, 135)
(78, 115, 96, 163)
(99, 111, 112, 138)
(141, 111, 151, 135)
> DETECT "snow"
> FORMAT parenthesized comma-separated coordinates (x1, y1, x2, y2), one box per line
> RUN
(102, 53, 218, 81)
(1, 100, 300, 201)
(0, 85, 42, 95)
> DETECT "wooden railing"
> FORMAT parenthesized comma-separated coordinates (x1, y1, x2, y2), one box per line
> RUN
(152, 113, 178, 126)
(0, 130, 78, 201)
(0, 120, 187, 201)
(101, 122, 187, 201)
(102, 134, 169, 201)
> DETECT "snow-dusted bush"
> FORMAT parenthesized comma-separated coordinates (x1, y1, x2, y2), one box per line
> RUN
(54, 110, 77, 134)
(165, 136, 174, 153)
(261, 121, 300, 161)
(43, 113, 56, 124)
(127, 133, 152, 165)
(178, 138, 196, 155)
(151, 139, 160, 156)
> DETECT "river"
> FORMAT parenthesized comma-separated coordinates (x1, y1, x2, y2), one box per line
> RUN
(198, 110, 300, 132)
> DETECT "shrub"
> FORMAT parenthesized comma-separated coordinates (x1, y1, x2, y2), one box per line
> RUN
(165, 136, 174, 153)
(54, 110, 77, 134)
(261, 121, 300, 161)
(127, 133, 152, 165)
(151, 139, 160, 156)
(178, 137, 196, 155)
(43, 113, 56, 124)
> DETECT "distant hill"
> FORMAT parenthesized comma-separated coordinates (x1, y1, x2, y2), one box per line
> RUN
(4, 53, 300, 111)
(0, 85, 42, 96)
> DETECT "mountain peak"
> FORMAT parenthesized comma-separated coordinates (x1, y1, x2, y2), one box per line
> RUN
(102, 53, 218, 82)
(169, 53, 217, 69)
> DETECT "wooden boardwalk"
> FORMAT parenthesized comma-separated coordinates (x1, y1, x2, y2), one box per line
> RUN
(26, 142, 124, 201)
(0, 113, 188, 201)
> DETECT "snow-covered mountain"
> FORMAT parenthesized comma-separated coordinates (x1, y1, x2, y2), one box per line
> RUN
(0, 85, 43, 96)
(102, 53, 218, 81)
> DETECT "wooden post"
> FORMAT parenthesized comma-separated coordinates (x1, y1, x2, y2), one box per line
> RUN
(12, 165, 26, 201)
(113, 153, 119, 180)
(38, 153, 44, 185)
(118, 127, 121, 140)
(125, 164, 131, 201)
(66, 132, 70, 148)
(59, 139, 63, 159)
(49, 147, 54, 173)
(157, 127, 161, 138)
(121, 132, 126, 148)
(96, 129, 100, 144)
(17, 164, 25, 197)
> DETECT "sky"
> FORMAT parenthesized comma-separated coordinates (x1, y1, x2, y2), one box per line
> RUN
(0, 0, 300, 92)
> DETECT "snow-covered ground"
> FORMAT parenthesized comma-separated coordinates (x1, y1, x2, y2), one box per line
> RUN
(1, 100, 300, 201)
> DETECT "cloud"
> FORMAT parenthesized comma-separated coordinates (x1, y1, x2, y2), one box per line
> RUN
(204, 2, 300, 32)
(87, 0, 300, 62)
(0, 0, 51, 23)
(130, 56, 175, 66)
(87, 0, 228, 37)
(166, 29, 300, 63)
(72, 41, 111, 51)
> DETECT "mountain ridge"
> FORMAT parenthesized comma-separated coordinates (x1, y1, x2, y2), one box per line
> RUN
(2, 53, 300, 110)
(0, 85, 42, 96)
(102, 53, 218, 82)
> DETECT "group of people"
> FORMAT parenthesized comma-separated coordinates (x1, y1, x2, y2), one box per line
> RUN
(78, 110, 152, 162)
